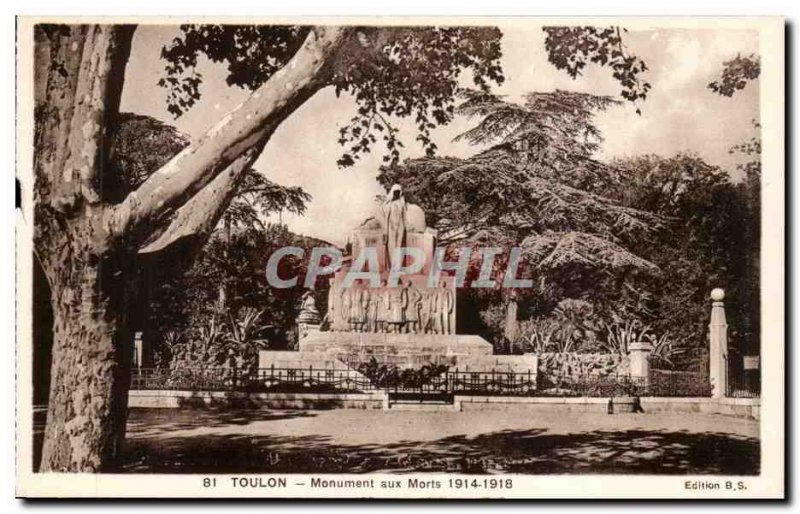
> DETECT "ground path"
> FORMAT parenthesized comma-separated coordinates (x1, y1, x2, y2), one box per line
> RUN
(119, 408, 759, 474)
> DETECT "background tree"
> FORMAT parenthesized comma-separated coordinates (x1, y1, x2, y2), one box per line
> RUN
(602, 152, 760, 363)
(148, 223, 334, 365)
(378, 90, 662, 351)
(111, 113, 310, 364)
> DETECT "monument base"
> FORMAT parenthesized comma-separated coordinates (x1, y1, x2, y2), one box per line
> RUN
(260, 331, 537, 374)
(301, 331, 492, 368)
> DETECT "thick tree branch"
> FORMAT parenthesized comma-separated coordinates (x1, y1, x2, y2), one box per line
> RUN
(137, 143, 262, 254)
(111, 26, 349, 243)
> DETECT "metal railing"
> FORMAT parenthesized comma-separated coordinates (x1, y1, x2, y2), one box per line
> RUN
(536, 373, 710, 398)
(726, 365, 761, 398)
(131, 365, 713, 398)
(131, 366, 376, 393)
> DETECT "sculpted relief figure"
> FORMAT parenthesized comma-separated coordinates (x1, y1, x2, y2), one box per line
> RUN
(372, 279, 387, 333)
(339, 286, 352, 332)
(385, 283, 408, 333)
(325, 280, 453, 334)
(442, 282, 455, 334)
(348, 283, 370, 332)
(427, 281, 454, 335)
(323, 279, 339, 331)
(402, 280, 423, 334)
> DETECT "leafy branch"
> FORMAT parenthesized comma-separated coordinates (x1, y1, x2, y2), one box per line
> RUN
(708, 53, 760, 97)
(543, 26, 651, 114)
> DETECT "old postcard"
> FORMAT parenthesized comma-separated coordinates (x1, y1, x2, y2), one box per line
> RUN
(15, 16, 784, 499)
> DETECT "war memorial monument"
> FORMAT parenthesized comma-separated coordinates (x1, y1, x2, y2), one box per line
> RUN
(259, 185, 538, 376)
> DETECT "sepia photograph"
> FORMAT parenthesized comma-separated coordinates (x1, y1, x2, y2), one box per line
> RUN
(14, 15, 784, 499)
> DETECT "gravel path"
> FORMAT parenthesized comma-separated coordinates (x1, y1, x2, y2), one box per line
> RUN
(122, 408, 759, 474)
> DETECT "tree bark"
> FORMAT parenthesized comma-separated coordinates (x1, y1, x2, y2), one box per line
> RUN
(40, 248, 134, 472)
(34, 24, 136, 472)
(137, 145, 262, 254)
(137, 28, 353, 254)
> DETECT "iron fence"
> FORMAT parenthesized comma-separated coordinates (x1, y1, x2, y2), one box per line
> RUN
(131, 365, 713, 397)
(131, 366, 377, 393)
(649, 369, 712, 397)
(726, 354, 760, 398)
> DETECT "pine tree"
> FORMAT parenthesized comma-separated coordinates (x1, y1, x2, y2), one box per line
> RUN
(378, 90, 663, 345)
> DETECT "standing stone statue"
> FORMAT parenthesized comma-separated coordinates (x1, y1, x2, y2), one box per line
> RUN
(428, 281, 454, 335)
(378, 280, 390, 333)
(359, 287, 372, 333)
(417, 290, 432, 334)
(379, 183, 407, 270)
(368, 280, 385, 332)
(324, 279, 337, 331)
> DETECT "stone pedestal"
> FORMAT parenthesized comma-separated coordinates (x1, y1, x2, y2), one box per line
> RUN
(628, 341, 653, 385)
(709, 288, 728, 398)
(299, 331, 493, 369)
(298, 322, 321, 341)
(349, 224, 437, 276)
(260, 331, 538, 377)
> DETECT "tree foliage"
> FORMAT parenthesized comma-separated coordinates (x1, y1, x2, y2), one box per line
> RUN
(604, 153, 760, 355)
(378, 90, 663, 349)
(543, 26, 651, 113)
(159, 25, 505, 167)
(708, 53, 760, 97)
(148, 224, 332, 355)
(379, 90, 661, 264)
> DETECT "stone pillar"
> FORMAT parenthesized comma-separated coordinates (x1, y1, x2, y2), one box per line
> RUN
(629, 341, 653, 385)
(133, 331, 143, 369)
(709, 288, 728, 398)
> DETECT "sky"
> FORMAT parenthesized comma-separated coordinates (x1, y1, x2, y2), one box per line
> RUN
(120, 24, 760, 246)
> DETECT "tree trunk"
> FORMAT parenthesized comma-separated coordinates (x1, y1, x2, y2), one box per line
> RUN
(39, 242, 133, 472)
(34, 24, 135, 472)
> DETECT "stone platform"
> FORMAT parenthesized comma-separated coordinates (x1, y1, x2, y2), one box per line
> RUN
(259, 331, 537, 374)
(257, 350, 353, 370)
(300, 331, 493, 368)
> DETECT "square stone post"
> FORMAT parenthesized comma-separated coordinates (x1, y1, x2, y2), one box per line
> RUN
(629, 341, 653, 386)
(133, 331, 143, 369)
(709, 288, 728, 398)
